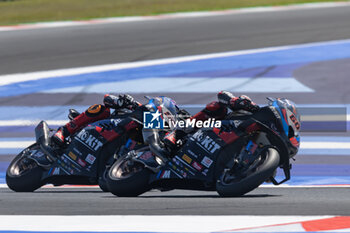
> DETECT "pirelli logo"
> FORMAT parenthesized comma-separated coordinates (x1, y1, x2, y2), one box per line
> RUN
(182, 154, 192, 164)
(68, 152, 77, 161)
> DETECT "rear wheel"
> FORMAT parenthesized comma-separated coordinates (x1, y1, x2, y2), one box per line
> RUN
(6, 144, 44, 192)
(216, 148, 280, 197)
(106, 157, 151, 197)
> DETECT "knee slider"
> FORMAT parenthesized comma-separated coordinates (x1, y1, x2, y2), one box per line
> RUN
(85, 104, 109, 117)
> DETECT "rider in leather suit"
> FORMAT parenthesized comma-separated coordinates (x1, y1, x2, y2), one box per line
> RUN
(53, 91, 260, 158)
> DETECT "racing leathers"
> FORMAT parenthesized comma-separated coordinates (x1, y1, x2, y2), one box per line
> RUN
(52, 91, 260, 160)
(161, 91, 260, 155)
(52, 94, 141, 145)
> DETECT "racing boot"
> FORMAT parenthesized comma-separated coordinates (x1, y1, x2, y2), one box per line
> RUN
(52, 104, 111, 147)
(162, 130, 187, 156)
(68, 109, 80, 120)
(52, 126, 70, 146)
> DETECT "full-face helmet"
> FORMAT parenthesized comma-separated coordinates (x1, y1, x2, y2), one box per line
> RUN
(269, 98, 301, 157)
(145, 96, 178, 130)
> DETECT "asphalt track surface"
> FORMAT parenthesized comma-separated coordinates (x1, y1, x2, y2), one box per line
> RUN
(1, 6, 350, 216)
(1, 5, 350, 75)
(1, 187, 350, 215)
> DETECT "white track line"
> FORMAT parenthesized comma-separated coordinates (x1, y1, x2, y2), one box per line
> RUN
(1, 1, 350, 32)
(0, 215, 334, 232)
(1, 184, 350, 189)
(43, 77, 315, 93)
(1, 38, 350, 87)
(0, 120, 66, 126)
(0, 45, 285, 86)
(261, 184, 350, 188)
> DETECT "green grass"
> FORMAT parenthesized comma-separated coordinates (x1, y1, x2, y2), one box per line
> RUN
(0, 0, 347, 26)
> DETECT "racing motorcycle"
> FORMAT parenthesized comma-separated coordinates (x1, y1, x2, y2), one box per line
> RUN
(6, 108, 143, 192)
(106, 98, 301, 197)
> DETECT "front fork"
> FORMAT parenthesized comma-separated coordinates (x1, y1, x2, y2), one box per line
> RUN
(223, 133, 270, 178)
(125, 148, 163, 173)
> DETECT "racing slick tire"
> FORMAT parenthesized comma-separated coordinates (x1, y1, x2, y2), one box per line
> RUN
(6, 144, 44, 192)
(216, 147, 280, 197)
(106, 157, 152, 197)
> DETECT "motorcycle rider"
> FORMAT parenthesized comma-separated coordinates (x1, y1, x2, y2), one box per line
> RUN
(52, 94, 142, 145)
(161, 91, 260, 156)
(52, 91, 260, 158)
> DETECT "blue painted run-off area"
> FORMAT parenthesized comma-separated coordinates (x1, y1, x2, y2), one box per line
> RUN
(2, 40, 350, 96)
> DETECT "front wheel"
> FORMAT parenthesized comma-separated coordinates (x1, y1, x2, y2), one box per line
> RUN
(216, 148, 280, 197)
(106, 157, 152, 197)
(6, 144, 44, 192)
(98, 168, 110, 192)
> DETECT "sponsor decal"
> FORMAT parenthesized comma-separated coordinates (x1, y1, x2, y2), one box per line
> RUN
(111, 118, 122, 127)
(77, 158, 87, 167)
(31, 150, 45, 160)
(68, 152, 77, 161)
(192, 161, 203, 171)
(56, 160, 71, 175)
(192, 131, 221, 154)
(52, 167, 60, 175)
(61, 154, 81, 172)
(182, 154, 192, 164)
(233, 120, 243, 128)
(169, 162, 179, 171)
(173, 157, 181, 166)
(173, 156, 196, 174)
(143, 110, 164, 129)
(85, 154, 96, 165)
(76, 130, 103, 151)
(61, 155, 69, 164)
(201, 156, 213, 168)
(55, 130, 63, 139)
(73, 148, 82, 156)
(186, 149, 198, 158)
(61, 154, 82, 173)
(246, 140, 258, 154)
(160, 170, 171, 179)
(168, 162, 184, 178)
(139, 151, 153, 161)
(289, 114, 301, 130)
(50, 167, 60, 175)
(202, 168, 209, 176)
(270, 106, 282, 120)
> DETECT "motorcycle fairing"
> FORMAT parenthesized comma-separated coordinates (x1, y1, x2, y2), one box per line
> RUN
(149, 128, 227, 183)
(29, 149, 52, 168)
(41, 120, 118, 179)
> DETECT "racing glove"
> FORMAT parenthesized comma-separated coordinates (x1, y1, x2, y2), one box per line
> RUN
(103, 94, 140, 110)
(218, 90, 236, 106)
(218, 91, 259, 112)
(230, 95, 260, 112)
